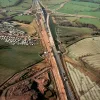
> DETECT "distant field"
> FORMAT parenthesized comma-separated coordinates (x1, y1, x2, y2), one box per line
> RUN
(0, 40, 43, 84)
(58, 1, 100, 18)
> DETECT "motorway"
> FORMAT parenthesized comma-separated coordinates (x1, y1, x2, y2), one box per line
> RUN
(38, 16, 67, 100)
(47, 14, 75, 100)
(34, 0, 76, 100)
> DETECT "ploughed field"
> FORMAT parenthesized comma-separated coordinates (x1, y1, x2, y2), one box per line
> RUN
(66, 62, 100, 100)
(68, 37, 100, 58)
(67, 37, 100, 74)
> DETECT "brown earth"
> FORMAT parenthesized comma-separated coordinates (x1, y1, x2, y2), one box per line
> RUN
(14, 20, 39, 36)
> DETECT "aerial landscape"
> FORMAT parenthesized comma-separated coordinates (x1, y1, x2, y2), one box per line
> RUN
(0, 0, 100, 100)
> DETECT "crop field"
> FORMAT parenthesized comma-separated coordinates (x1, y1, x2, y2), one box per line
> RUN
(0, 40, 43, 84)
(67, 37, 100, 75)
(67, 37, 100, 58)
(82, 54, 100, 71)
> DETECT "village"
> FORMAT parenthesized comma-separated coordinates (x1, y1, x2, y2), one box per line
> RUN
(0, 22, 38, 45)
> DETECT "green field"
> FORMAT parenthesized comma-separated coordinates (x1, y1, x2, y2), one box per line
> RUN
(13, 15, 34, 23)
(0, 40, 43, 84)
(58, 1, 100, 18)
